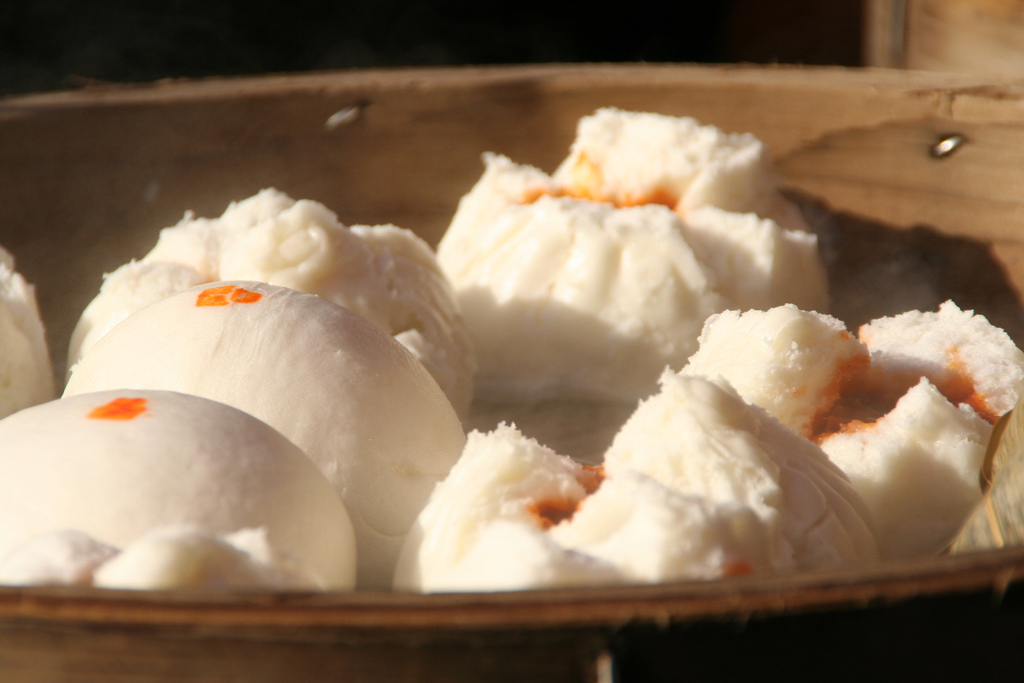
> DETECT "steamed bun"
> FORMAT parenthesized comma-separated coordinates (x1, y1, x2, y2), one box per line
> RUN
(396, 372, 879, 593)
(93, 526, 320, 591)
(682, 301, 1024, 559)
(436, 109, 827, 403)
(0, 390, 356, 589)
(394, 423, 776, 592)
(604, 372, 879, 572)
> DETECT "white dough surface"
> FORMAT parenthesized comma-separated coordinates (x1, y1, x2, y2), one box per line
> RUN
(0, 390, 356, 589)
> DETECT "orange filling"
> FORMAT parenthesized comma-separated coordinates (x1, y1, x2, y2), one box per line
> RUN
(722, 560, 756, 578)
(529, 465, 606, 531)
(196, 285, 262, 307)
(529, 499, 582, 530)
(565, 153, 603, 200)
(811, 379, 907, 442)
(809, 352, 879, 442)
(524, 186, 680, 211)
(811, 345, 1002, 443)
(88, 397, 148, 421)
(579, 464, 605, 494)
(522, 154, 680, 211)
(527, 186, 680, 211)
(940, 350, 999, 424)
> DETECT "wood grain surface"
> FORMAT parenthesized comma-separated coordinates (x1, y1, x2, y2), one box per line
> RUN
(865, 0, 1024, 74)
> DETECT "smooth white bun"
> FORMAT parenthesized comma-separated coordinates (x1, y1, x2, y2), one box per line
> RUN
(93, 526, 321, 590)
(0, 244, 55, 418)
(67, 261, 206, 378)
(0, 390, 355, 589)
(0, 530, 117, 587)
(67, 189, 476, 417)
(604, 373, 879, 572)
(63, 282, 466, 589)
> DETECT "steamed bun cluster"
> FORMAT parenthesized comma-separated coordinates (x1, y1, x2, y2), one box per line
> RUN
(436, 107, 828, 403)
(395, 374, 879, 592)
(63, 282, 467, 590)
(2, 106, 1019, 598)
(396, 299, 1024, 591)
(3, 252, 469, 591)
(68, 188, 476, 417)
(0, 180, 483, 592)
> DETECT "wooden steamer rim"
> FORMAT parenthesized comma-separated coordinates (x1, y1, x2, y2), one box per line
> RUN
(3, 64, 1024, 679)
(1, 546, 1024, 631)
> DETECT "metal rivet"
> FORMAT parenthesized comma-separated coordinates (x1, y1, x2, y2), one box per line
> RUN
(325, 105, 362, 130)
(931, 133, 965, 159)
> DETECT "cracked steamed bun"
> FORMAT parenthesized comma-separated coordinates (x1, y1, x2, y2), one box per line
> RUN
(436, 109, 827, 403)
(397, 370, 880, 593)
(394, 424, 619, 592)
(63, 281, 466, 589)
(857, 300, 1024, 420)
(681, 301, 1024, 559)
(395, 423, 775, 592)
(824, 302, 1024, 558)
(0, 390, 355, 589)
(604, 373, 879, 572)
(395, 369, 880, 594)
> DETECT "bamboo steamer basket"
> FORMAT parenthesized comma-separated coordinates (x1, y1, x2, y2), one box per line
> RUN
(3, 64, 1024, 681)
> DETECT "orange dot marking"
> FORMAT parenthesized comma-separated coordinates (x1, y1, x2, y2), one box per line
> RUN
(88, 397, 148, 421)
(196, 285, 262, 307)
(230, 288, 262, 304)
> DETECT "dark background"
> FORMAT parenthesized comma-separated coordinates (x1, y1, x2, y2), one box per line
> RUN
(0, 0, 865, 97)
